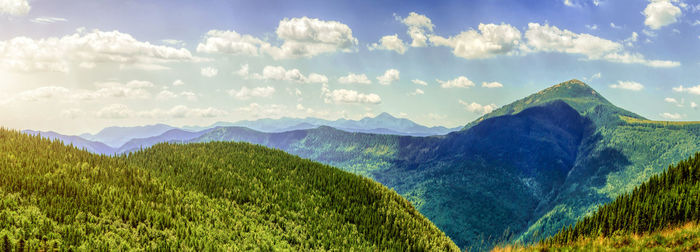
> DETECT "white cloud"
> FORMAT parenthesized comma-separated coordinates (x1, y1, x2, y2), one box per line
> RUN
(0, 29, 192, 73)
(376, 69, 400, 85)
(97, 104, 132, 119)
(369, 34, 407, 54)
(201, 67, 218, 77)
(672, 85, 700, 95)
(609, 80, 644, 91)
(172, 79, 185, 86)
(235, 64, 249, 77)
(155, 90, 197, 101)
(410, 88, 424, 95)
(30, 17, 67, 24)
(438, 76, 475, 88)
(610, 22, 622, 29)
(624, 32, 639, 47)
(161, 39, 185, 46)
(228, 86, 275, 100)
(9, 80, 156, 103)
(265, 17, 358, 59)
(564, 0, 577, 7)
(643, 0, 682, 30)
(481, 81, 504, 88)
(399, 12, 434, 47)
(692, 102, 698, 108)
(156, 90, 178, 100)
(338, 73, 372, 84)
(0, 0, 29, 16)
(430, 23, 522, 59)
(459, 100, 497, 115)
(660, 112, 683, 119)
(412, 79, 428, 86)
(98, 104, 226, 119)
(321, 84, 381, 104)
(237, 103, 286, 119)
(197, 17, 357, 60)
(249, 65, 327, 84)
(585, 24, 598, 30)
(524, 23, 679, 68)
(196, 30, 267, 56)
(664, 97, 678, 103)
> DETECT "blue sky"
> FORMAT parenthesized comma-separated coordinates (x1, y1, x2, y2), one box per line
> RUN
(1, 0, 700, 134)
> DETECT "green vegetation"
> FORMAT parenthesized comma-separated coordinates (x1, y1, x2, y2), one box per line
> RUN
(0, 128, 457, 251)
(496, 222, 700, 251)
(545, 152, 700, 244)
(499, 152, 700, 251)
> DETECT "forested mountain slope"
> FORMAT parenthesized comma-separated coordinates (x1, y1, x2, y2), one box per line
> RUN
(500, 152, 700, 251)
(189, 79, 700, 249)
(0, 129, 457, 251)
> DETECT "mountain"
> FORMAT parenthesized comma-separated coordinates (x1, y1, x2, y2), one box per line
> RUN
(115, 128, 214, 154)
(22, 130, 115, 154)
(501, 152, 700, 251)
(80, 123, 177, 147)
(184, 79, 700, 249)
(0, 128, 458, 251)
(184, 113, 459, 136)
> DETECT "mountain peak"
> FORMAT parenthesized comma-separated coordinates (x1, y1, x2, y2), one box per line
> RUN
(463, 79, 643, 130)
(375, 112, 396, 119)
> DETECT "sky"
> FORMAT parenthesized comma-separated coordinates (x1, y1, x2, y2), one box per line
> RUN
(1, 0, 700, 135)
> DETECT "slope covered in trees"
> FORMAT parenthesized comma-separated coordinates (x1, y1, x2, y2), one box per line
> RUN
(0, 128, 457, 251)
(499, 152, 700, 251)
(545, 152, 700, 244)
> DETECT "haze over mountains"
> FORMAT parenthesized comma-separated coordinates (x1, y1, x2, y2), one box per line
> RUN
(25, 112, 459, 155)
(20, 79, 700, 249)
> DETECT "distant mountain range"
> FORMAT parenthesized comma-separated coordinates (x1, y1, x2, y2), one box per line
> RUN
(183, 112, 460, 136)
(23, 112, 459, 155)
(22, 79, 700, 249)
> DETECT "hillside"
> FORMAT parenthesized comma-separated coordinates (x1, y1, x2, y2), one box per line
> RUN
(498, 152, 700, 251)
(187, 79, 700, 249)
(15, 79, 700, 250)
(0, 129, 458, 251)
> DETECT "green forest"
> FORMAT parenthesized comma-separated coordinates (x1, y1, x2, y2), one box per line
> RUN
(543, 152, 700, 245)
(0, 128, 458, 251)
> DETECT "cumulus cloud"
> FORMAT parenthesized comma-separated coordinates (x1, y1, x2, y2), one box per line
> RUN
(643, 0, 682, 30)
(409, 88, 424, 95)
(196, 30, 267, 56)
(197, 17, 358, 60)
(412, 79, 428, 86)
(369, 34, 407, 54)
(610, 80, 644, 91)
(98, 104, 226, 119)
(524, 23, 679, 67)
(338, 73, 372, 84)
(672, 85, 700, 95)
(201, 67, 218, 77)
(9, 80, 156, 103)
(156, 90, 198, 101)
(0, 0, 29, 16)
(660, 112, 682, 119)
(172, 79, 185, 86)
(228, 86, 275, 100)
(0, 29, 193, 73)
(321, 84, 381, 104)
(247, 65, 327, 84)
(459, 100, 497, 115)
(376, 69, 400, 85)
(430, 23, 522, 59)
(482, 81, 504, 88)
(398, 12, 434, 47)
(237, 103, 286, 119)
(60, 108, 84, 119)
(97, 104, 132, 119)
(437, 76, 475, 88)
